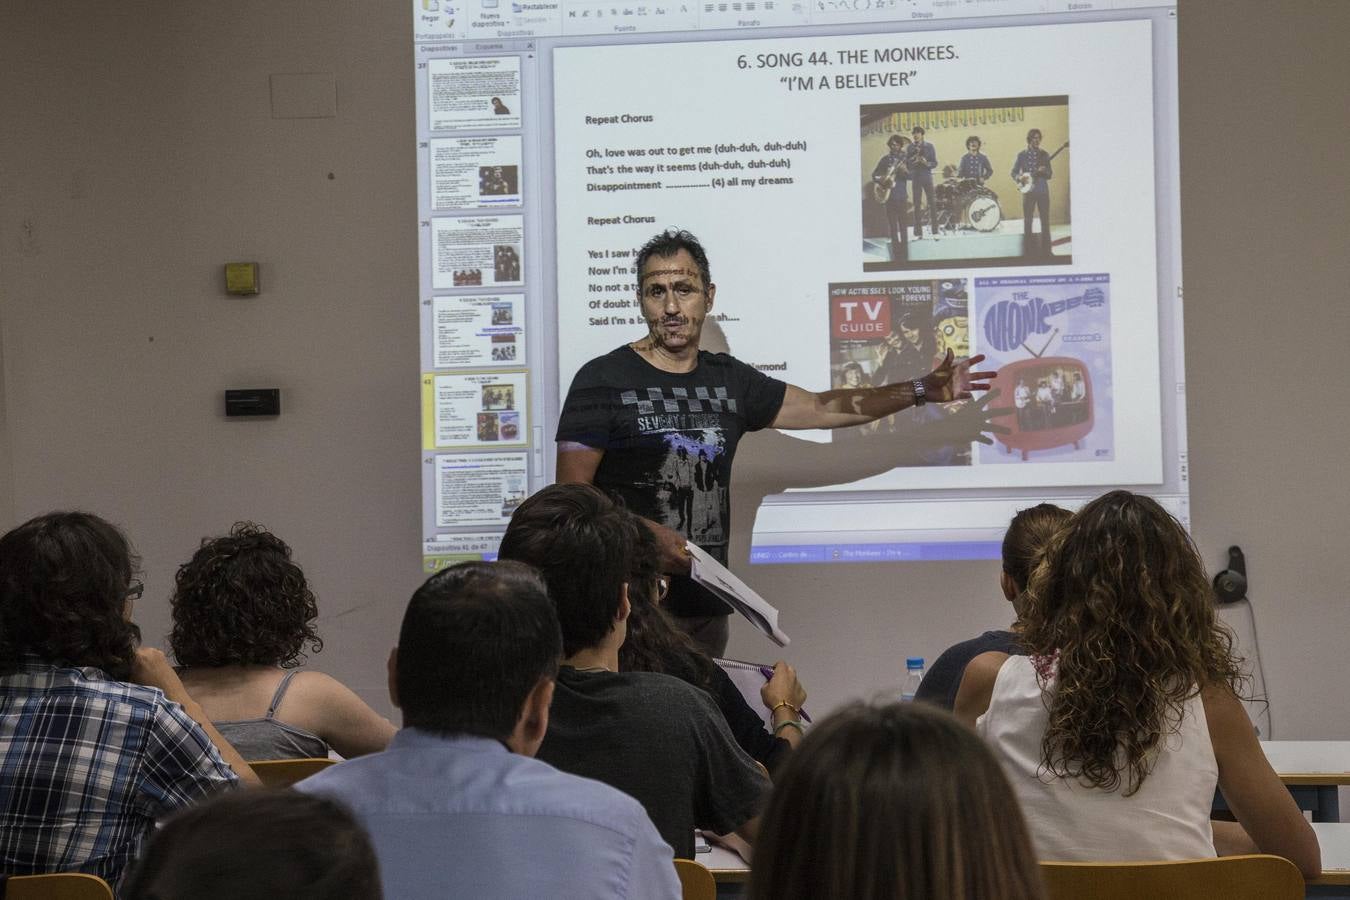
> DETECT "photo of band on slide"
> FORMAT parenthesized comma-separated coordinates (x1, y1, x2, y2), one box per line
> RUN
(861, 95, 1071, 272)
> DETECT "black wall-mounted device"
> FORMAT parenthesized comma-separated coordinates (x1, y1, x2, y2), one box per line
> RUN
(1212, 545, 1248, 605)
(225, 389, 281, 417)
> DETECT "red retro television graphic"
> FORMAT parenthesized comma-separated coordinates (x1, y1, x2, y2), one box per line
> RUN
(988, 356, 1092, 460)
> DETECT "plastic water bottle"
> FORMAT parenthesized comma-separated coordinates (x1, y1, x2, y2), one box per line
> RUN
(901, 657, 925, 702)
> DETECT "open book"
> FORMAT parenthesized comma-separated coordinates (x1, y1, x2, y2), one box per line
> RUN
(686, 542, 789, 647)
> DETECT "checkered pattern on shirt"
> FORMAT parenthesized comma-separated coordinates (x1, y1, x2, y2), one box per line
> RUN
(0, 663, 238, 885)
(618, 386, 738, 416)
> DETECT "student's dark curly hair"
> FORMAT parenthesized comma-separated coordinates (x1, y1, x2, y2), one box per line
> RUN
(0, 511, 141, 680)
(1019, 490, 1246, 796)
(619, 521, 719, 691)
(169, 523, 322, 669)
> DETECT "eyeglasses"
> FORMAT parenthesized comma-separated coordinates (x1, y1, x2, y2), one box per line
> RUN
(126, 580, 144, 602)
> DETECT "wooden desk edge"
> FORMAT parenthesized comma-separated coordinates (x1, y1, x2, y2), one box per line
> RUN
(711, 865, 1350, 886)
(708, 867, 749, 883)
(702, 860, 1350, 887)
(1280, 774, 1350, 785)
(707, 858, 1350, 890)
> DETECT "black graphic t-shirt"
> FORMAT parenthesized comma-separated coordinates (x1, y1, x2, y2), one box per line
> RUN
(557, 346, 787, 616)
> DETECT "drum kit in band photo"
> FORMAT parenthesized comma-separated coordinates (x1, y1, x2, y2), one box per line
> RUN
(935, 176, 1002, 234)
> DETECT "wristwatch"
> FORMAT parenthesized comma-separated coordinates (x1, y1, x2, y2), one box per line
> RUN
(912, 379, 927, 407)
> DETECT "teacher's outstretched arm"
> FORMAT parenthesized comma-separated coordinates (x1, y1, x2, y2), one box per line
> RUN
(770, 350, 996, 430)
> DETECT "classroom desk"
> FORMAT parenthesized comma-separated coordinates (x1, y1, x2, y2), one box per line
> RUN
(1261, 741, 1350, 823)
(700, 846, 749, 898)
(702, 846, 749, 881)
(1307, 822, 1350, 897)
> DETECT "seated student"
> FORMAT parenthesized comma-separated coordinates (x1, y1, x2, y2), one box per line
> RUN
(955, 491, 1320, 876)
(297, 561, 680, 900)
(622, 522, 806, 775)
(122, 789, 382, 900)
(498, 483, 769, 859)
(170, 523, 395, 760)
(0, 512, 256, 888)
(915, 503, 1070, 709)
(749, 701, 1045, 900)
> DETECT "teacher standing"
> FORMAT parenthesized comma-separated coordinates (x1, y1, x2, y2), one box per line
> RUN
(556, 228, 993, 655)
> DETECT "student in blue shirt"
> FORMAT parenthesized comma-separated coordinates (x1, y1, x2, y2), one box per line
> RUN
(297, 561, 680, 900)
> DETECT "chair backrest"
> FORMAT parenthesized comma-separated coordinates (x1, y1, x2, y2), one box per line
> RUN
(249, 756, 336, 788)
(673, 859, 716, 900)
(3, 873, 115, 900)
(1040, 854, 1303, 900)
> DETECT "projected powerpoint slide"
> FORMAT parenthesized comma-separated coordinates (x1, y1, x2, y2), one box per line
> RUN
(432, 215, 523, 289)
(554, 18, 1161, 491)
(430, 136, 522, 210)
(427, 56, 521, 131)
(422, 370, 529, 448)
(860, 96, 1071, 271)
(828, 278, 971, 466)
(432, 294, 526, 368)
(434, 452, 529, 528)
(975, 274, 1113, 465)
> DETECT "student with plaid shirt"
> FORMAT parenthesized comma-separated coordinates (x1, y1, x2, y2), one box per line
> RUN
(0, 512, 258, 889)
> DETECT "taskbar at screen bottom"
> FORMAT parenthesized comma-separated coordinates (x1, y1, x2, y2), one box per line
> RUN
(750, 541, 1002, 564)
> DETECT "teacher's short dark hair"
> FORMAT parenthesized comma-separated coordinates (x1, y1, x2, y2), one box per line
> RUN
(635, 228, 713, 295)
(396, 561, 561, 740)
(498, 482, 640, 656)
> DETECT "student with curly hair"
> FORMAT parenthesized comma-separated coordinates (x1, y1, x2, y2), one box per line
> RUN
(171, 523, 394, 760)
(749, 701, 1045, 900)
(0, 512, 256, 887)
(955, 491, 1319, 876)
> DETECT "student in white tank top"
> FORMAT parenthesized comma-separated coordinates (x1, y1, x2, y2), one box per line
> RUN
(954, 491, 1320, 878)
(977, 654, 1217, 861)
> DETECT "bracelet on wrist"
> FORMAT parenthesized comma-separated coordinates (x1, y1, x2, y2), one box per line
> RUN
(770, 700, 800, 718)
(773, 719, 805, 736)
(912, 379, 928, 407)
